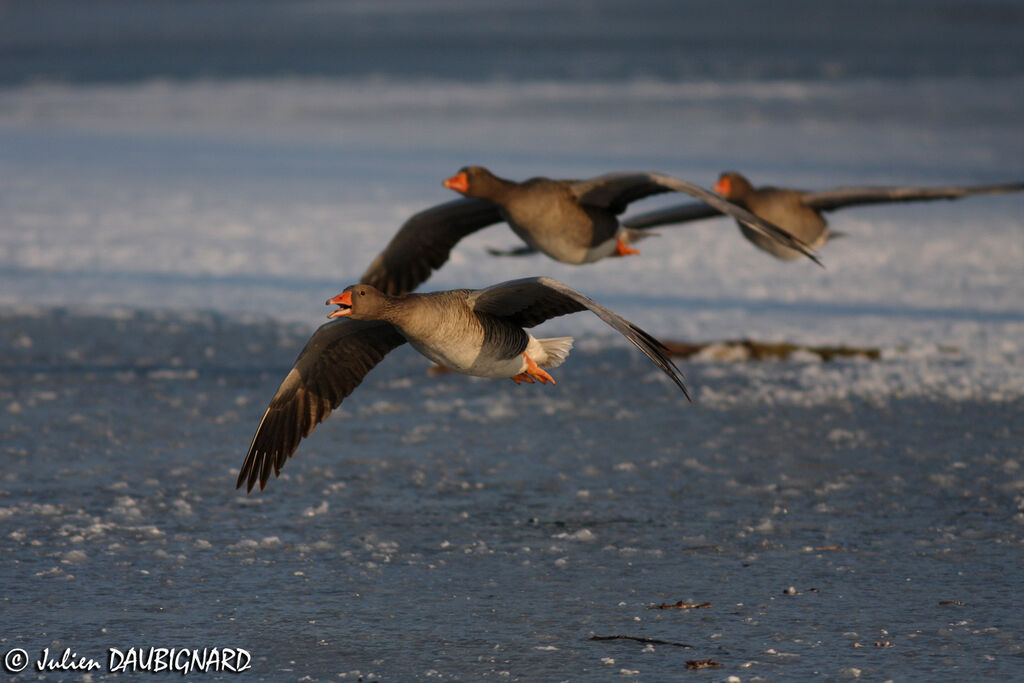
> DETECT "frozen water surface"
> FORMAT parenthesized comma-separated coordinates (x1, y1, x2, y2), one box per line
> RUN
(2, 310, 1023, 680)
(2, 1, 1024, 680)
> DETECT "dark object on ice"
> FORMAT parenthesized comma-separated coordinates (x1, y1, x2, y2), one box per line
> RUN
(590, 635, 693, 648)
(685, 659, 722, 669)
(647, 601, 712, 610)
(661, 338, 882, 362)
(622, 172, 1024, 260)
(359, 166, 819, 295)
(238, 277, 688, 492)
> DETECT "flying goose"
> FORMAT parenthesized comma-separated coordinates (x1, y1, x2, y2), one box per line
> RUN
(619, 172, 1024, 260)
(238, 277, 689, 492)
(358, 167, 820, 296)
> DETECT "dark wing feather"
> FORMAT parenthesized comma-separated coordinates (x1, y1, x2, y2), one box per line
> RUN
(237, 319, 407, 492)
(801, 182, 1024, 213)
(468, 276, 690, 399)
(568, 172, 676, 215)
(486, 244, 541, 258)
(572, 172, 820, 264)
(643, 173, 822, 265)
(621, 201, 724, 229)
(360, 198, 503, 295)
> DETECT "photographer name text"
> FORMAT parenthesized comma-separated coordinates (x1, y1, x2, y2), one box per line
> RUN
(3, 646, 252, 675)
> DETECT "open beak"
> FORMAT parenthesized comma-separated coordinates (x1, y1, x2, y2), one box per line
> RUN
(713, 177, 731, 196)
(326, 291, 353, 319)
(442, 171, 469, 193)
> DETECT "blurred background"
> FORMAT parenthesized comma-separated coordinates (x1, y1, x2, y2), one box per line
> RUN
(4, 0, 1023, 84)
(2, 0, 1022, 327)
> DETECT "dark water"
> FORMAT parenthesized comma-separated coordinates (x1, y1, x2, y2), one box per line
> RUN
(2, 0, 1023, 85)
(3, 310, 1023, 680)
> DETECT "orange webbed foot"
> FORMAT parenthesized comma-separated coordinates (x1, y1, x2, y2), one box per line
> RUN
(615, 239, 640, 257)
(522, 353, 555, 385)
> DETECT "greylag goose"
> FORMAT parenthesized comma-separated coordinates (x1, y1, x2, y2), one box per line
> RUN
(238, 277, 688, 492)
(359, 167, 820, 295)
(620, 172, 1024, 261)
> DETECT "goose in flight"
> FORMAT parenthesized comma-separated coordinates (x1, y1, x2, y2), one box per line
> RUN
(238, 277, 689, 492)
(619, 172, 1024, 260)
(359, 167, 820, 296)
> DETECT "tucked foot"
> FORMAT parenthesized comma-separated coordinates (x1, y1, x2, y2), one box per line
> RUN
(615, 238, 640, 256)
(510, 353, 556, 385)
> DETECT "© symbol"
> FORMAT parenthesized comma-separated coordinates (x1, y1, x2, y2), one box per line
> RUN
(3, 648, 30, 673)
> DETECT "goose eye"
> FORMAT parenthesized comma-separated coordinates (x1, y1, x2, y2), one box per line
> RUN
(359, 290, 365, 296)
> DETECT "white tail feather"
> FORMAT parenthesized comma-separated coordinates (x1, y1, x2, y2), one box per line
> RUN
(621, 227, 659, 245)
(537, 337, 574, 368)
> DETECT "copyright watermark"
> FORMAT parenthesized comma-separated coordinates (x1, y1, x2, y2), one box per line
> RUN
(4, 648, 31, 673)
(3, 646, 251, 675)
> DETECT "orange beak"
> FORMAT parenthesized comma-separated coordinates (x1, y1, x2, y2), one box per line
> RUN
(326, 291, 353, 319)
(442, 171, 469, 193)
(713, 176, 731, 197)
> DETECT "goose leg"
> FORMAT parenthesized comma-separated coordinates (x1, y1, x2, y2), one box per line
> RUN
(614, 239, 639, 256)
(511, 354, 556, 385)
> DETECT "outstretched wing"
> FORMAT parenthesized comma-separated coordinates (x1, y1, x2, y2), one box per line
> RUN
(360, 198, 503, 295)
(621, 201, 723, 230)
(801, 182, 1024, 213)
(568, 172, 676, 215)
(468, 276, 690, 399)
(572, 172, 821, 264)
(238, 319, 407, 492)
(642, 173, 822, 265)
